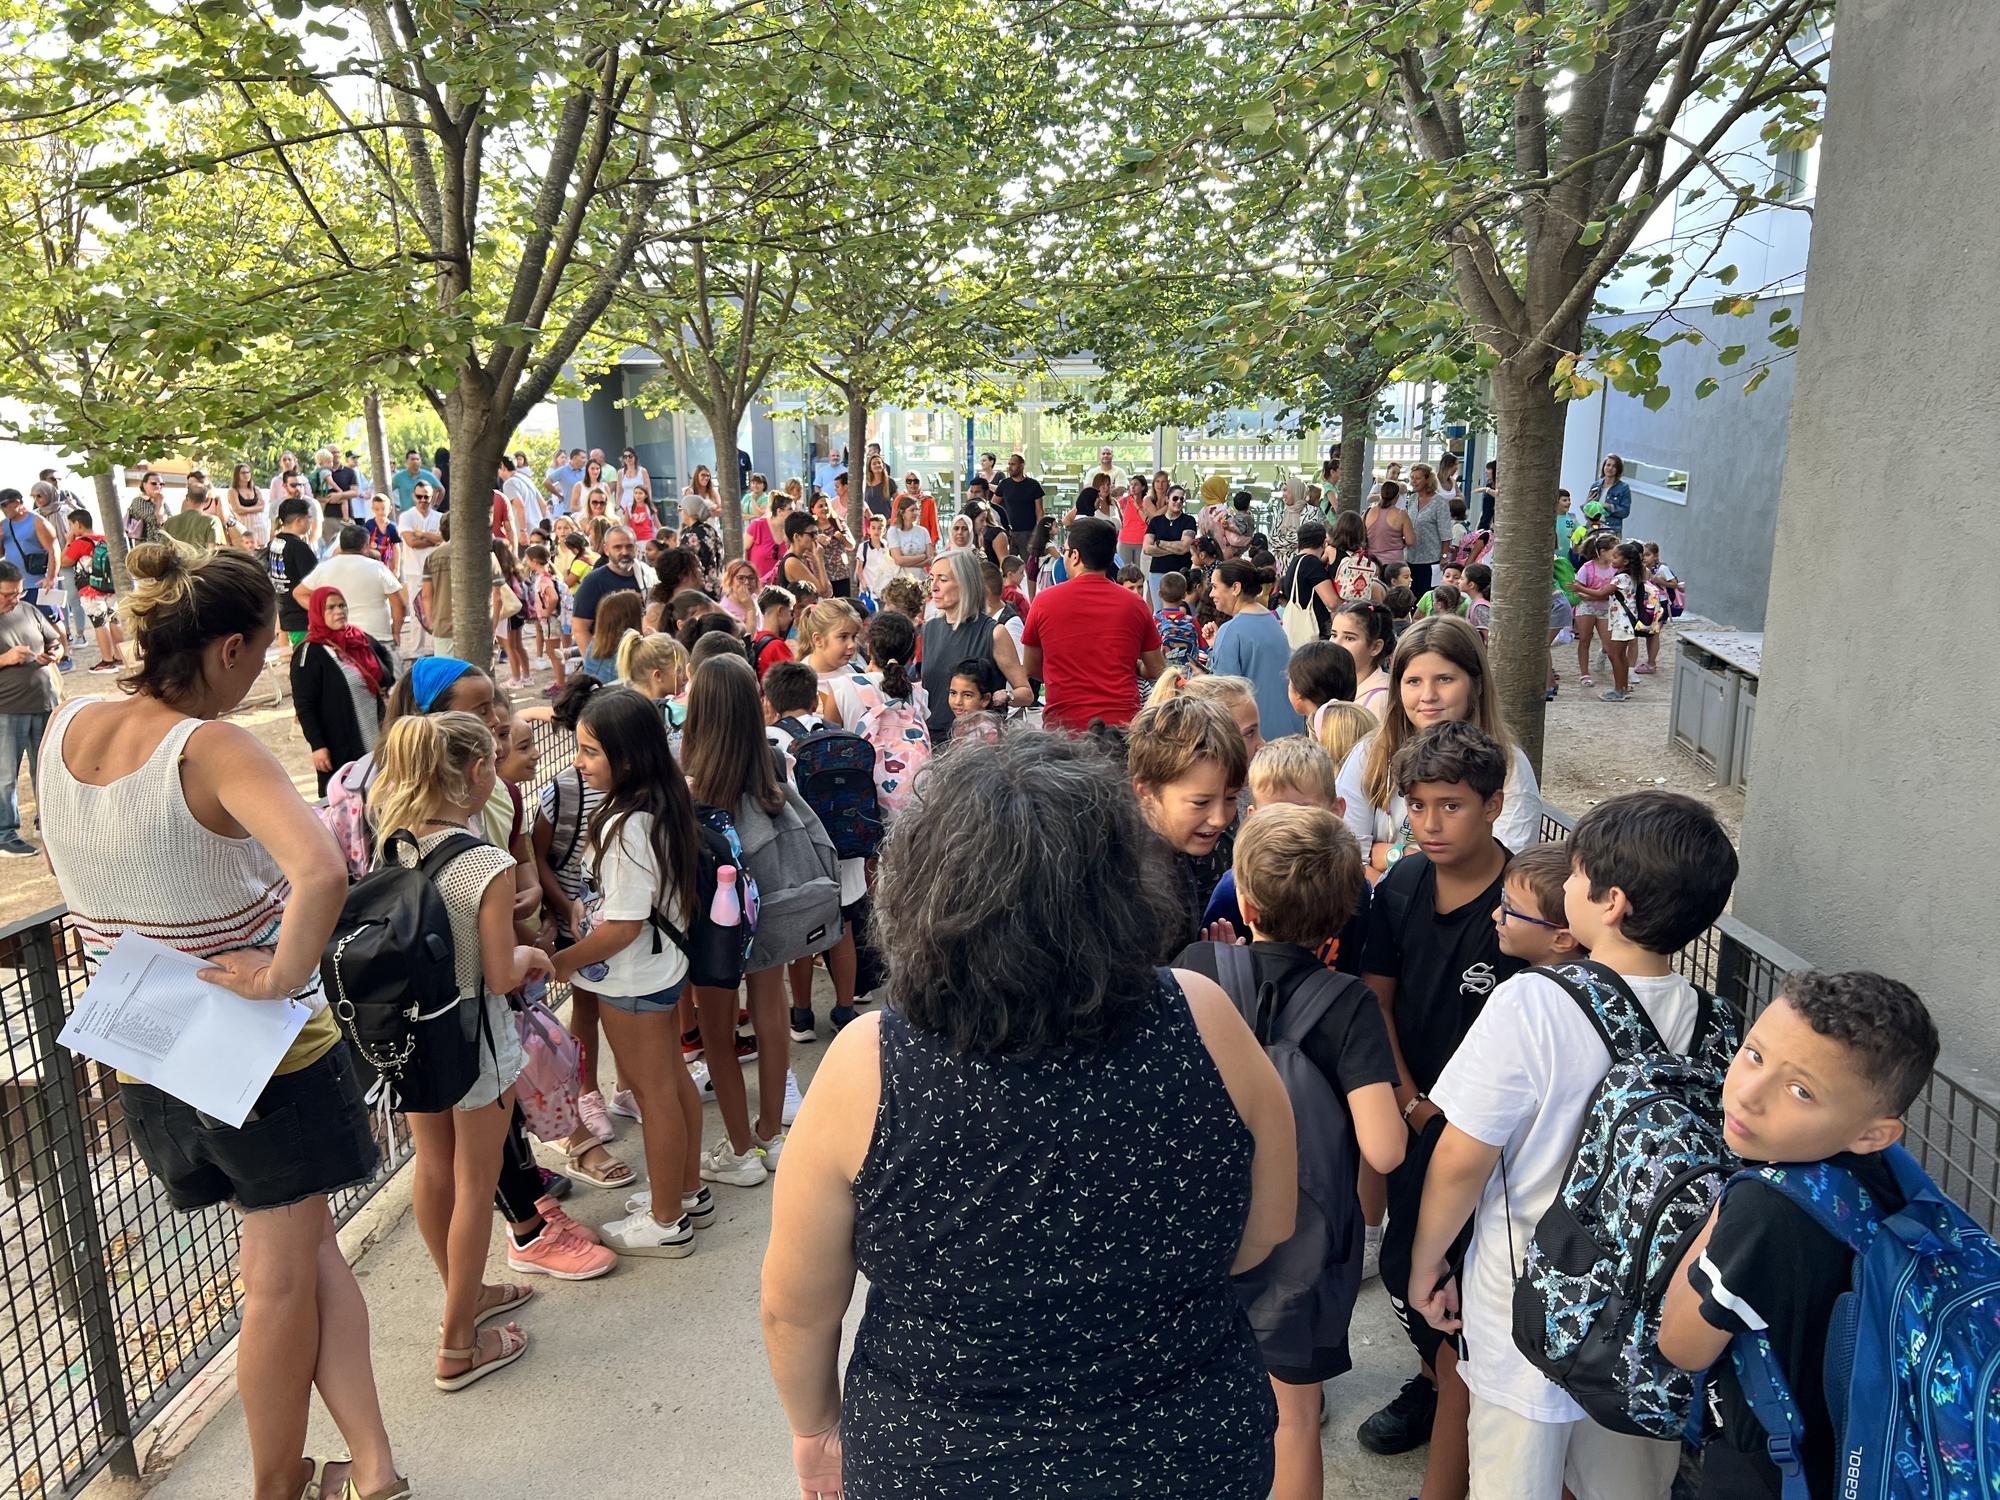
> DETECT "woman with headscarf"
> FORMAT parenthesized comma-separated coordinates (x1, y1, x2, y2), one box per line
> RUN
(1195, 473, 1232, 552)
(1272, 476, 1309, 578)
(291, 586, 395, 794)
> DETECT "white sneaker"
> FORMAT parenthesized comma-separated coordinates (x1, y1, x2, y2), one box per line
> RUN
(700, 1139, 768, 1187)
(688, 1058, 716, 1101)
(622, 1186, 714, 1227)
(607, 1087, 642, 1122)
(600, 1208, 694, 1258)
(755, 1129, 785, 1171)
(781, 1069, 803, 1126)
(1361, 1222, 1385, 1282)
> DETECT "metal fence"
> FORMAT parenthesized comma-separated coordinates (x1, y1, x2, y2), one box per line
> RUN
(1535, 807, 2000, 1234)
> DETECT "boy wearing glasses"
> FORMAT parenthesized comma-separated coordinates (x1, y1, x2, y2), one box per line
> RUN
(1490, 842, 1587, 968)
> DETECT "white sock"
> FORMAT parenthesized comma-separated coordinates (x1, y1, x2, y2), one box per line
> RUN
(1365, 1222, 1385, 1245)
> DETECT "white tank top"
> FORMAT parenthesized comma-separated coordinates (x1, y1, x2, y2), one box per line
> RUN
(38, 700, 288, 960)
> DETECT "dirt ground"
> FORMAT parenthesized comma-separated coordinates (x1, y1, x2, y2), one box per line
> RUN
(0, 620, 1748, 927)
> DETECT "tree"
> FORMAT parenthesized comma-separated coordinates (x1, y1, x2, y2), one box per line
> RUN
(1055, 0, 1827, 765)
(9, 0, 831, 654)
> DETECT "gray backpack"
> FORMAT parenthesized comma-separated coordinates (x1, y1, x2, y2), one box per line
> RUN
(1207, 943, 1366, 1370)
(735, 782, 842, 969)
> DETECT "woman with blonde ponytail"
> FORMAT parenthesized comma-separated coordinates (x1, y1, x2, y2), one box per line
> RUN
(366, 711, 574, 1392)
(38, 541, 407, 1500)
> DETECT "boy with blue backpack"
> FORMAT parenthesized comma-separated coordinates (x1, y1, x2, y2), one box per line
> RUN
(1660, 970, 1945, 1500)
(1408, 790, 1738, 1498)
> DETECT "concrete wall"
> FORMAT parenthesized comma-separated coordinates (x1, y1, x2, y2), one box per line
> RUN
(1559, 295, 1801, 629)
(1735, 0, 2000, 1093)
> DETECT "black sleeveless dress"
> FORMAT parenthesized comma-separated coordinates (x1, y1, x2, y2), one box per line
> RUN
(843, 974, 1276, 1497)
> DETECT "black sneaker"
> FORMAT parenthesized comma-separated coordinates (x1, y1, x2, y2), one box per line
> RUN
(831, 1004, 861, 1031)
(1356, 1372, 1437, 1455)
(789, 1008, 816, 1043)
(0, 833, 37, 857)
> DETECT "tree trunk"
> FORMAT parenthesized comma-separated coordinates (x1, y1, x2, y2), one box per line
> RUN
(445, 389, 507, 665)
(703, 404, 745, 561)
(844, 391, 868, 538)
(1337, 397, 1373, 514)
(88, 462, 129, 589)
(363, 391, 392, 515)
(1486, 364, 1570, 774)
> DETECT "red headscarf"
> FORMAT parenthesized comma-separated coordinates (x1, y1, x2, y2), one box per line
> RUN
(307, 587, 385, 697)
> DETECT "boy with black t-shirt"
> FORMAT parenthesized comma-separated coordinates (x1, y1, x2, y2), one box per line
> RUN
(1661, 971, 1940, 1500)
(1355, 720, 1522, 1481)
(266, 497, 321, 645)
(1175, 803, 1405, 1500)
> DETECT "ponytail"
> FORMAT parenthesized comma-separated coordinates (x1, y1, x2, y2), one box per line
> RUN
(368, 712, 493, 840)
(865, 608, 918, 703)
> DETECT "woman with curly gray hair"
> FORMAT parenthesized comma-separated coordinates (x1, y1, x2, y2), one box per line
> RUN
(760, 729, 1296, 1500)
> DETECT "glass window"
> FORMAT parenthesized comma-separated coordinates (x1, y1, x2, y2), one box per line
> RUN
(1626, 459, 1690, 506)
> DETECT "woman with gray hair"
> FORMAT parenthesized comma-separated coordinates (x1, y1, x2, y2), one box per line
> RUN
(915, 549, 1030, 741)
(761, 730, 1296, 1500)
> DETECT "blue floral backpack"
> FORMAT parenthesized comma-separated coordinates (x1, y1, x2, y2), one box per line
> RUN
(1724, 1144, 2000, 1499)
(1509, 960, 1738, 1438)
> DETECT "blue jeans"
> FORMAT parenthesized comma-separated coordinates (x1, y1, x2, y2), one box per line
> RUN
(0, 710, 49, 840)
(58, 567, 87, 639)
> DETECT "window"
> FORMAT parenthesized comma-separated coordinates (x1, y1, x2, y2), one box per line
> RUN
(1626, 459, 1690, 507)
(1771, 143, 1810, 201)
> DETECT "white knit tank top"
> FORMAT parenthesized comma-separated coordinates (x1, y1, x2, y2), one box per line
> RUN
(39, 699, 289, 961)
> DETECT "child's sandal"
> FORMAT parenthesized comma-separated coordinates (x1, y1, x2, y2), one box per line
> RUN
(433, 1323, 528, 1392)
(564, 1141, 637, 1189)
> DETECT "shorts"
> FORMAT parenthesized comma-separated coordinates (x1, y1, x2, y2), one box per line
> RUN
(1464, 1392, 1679, 1500)
(1607, 608, 1635, 644)
(1574, 599, 1608, 619)
(81, 595, 112, 628)
(452, 991, 527, 1111)
(507, 615, 525, 633)
(122, 1043, 380, 1212)
(1548, 593, 1574, 633)
(597, 981, 684, 1016)
(1267, 1345, 1352, 1385)
(1380, 1111, 1469, 1369)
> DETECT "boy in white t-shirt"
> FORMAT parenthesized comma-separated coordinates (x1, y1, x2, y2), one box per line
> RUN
(1407, 790, 1738, 1500)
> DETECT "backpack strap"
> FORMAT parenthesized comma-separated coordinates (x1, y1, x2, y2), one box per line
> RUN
(1270, 969, 1367, 1047)
(550, 766, 587, 875)
(1728, 1333, 1813, 1500)
(1210, 942, 1260, 1032)
(1724, 1153, 1889, 1260)
(415, 830, 486, 882)
(1538, 959, 1667, 1064)
(775, 715, 810, 741)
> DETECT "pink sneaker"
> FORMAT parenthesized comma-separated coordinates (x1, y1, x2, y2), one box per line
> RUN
(576, 1090, 615, 1143)
(507, 1220, 616, 1281)
(607, 1088, 642, 1122)
(1633, 662, 1656, 675)
(534, 1197, 602, 1246)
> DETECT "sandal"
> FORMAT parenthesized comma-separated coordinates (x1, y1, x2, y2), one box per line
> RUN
(564, 1141, 637, 1190)
(336, 1478, 412, 1500)
(477, 1281, 536, 1326)
(434, 1323, 528, 1392)
(297, 1456, 349, 1500)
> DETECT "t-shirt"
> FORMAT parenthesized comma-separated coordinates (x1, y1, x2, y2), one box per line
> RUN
(0, 601, 59, 714)
(585, 810, 689, 997)
(329, 466, 361, 518)
(1279, 552, 1334, 636)
(569, 564, 641, 631)
(268, 533, 320, 633)
(1019, 571, 1161, 732)
(1145, 512, 1197, 574)
(1358, 846, 1520, 1096)
(302, 554, 403, 643)
(420, 542, 455, 639)
(390, 467, 439, 511)
(993, 474, 1045, 532)
(1210, 610, 1306, 739)
(1175, 938, 1398, 1147)
(1688, 1149, 1904, 1500)
(399, 508, 442, 585)
(1431, 967, 1700, 1423)
(747, 516, 784, 581)
(751, 631, 793, 680)
(503, 474, 545, 532)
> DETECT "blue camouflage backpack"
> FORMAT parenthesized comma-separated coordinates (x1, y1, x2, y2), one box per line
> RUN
(1510, 960, 1739, 1438)
(776, 715, 882, 860)
(1725, 1144, 2000, 1499)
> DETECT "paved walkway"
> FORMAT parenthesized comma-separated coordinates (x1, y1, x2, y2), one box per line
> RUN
(142, 1031, 1428, 1499)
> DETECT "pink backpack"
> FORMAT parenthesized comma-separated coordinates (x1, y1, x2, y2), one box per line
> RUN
(512, 995, 580, 1143)
(854, 690, 933, 819)
(320, 760, 373, 882)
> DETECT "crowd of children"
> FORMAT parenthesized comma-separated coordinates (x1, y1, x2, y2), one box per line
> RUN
(203, 455, 1951, 1498)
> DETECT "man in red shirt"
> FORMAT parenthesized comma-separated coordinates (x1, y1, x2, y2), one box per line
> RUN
(1021, 516, 1167, 733)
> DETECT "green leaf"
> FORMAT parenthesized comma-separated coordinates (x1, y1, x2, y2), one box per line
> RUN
(1239, 99, 1277, 136)
(1694, 377, 1719, 399)
(1715, 264, 1739, 286)
(1717, 344, 1746, 366)
(1742, 367, 1770, 396)
(1643, 385, 1671, 412)
(1578, 221, 1604, 246)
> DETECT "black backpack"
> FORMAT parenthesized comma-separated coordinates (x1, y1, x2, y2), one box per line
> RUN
(641, 821, 753, 991)
(1201, 943, 1366, 1371)
(321, 830, 486, 1114)
(748, 631, 781, 673)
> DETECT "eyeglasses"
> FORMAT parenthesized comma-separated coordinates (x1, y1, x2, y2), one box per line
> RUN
(1497, 897, 1561, 930)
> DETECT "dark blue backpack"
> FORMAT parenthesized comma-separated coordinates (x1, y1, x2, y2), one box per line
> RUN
(1726, 1144, 2000, 1499)
(777, 716, 882, 860)
(1511, 960, 1738, 1438)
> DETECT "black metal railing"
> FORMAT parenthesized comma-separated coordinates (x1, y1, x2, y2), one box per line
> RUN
(0, 718, 578, 1499)
(1534, 807, 2000, 1233)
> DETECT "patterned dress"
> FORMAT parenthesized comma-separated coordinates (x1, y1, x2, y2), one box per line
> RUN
(843, 975, 1276, 1497)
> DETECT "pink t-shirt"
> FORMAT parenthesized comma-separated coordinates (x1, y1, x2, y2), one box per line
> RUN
(747, 517, 784, 582)
(1117, 495, 1146, 545)
(1576, 558, 1617, 612)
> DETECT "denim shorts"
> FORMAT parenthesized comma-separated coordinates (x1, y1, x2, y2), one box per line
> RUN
(597, 981, 683, 1016)
(122, 1043, 380, 1213)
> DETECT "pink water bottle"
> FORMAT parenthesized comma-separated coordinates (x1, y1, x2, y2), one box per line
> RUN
(709, 865, 742, 927)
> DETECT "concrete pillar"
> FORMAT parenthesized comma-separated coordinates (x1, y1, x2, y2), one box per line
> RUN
(1734, 0, 2000, 1090)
